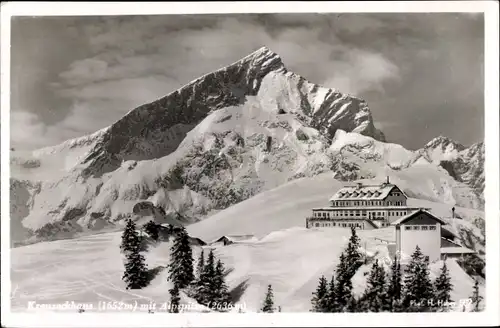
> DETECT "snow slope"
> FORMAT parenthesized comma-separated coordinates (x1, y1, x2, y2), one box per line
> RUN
(11, 226, 483, 313)
(187, 172, 484, 243)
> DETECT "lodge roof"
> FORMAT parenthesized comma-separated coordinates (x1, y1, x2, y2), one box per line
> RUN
(390, 209, 447, 226)
(329, 181, 407, 202)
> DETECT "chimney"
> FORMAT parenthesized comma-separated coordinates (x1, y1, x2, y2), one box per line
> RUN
(387, 176, 390, 184)
(452, 207, 455, 218)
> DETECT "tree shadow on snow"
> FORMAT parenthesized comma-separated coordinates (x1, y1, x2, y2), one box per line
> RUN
(146, 265, 165, 284)
(229, 279, 249, 304)
(223, 267, 235, 278)
(364, 250, 380, 265)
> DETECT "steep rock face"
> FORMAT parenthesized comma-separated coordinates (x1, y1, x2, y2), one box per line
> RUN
(326, 130, 483, 209)
(417, 137, 484, 205)
(77, 47, 384, 178)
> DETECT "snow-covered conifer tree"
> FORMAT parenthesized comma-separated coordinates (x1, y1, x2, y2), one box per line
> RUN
(261, 285, 275, 313)
(122, 249, 149, 289)
(195, 248, 216, 305)
(345, 226, 363, 277)
(358, 260, 388, 312)
(470, 279, 483, 312)
(212, 259, 232, 310)
(310, 275, 328, 312)
(120, 219, 140, 254)
(387, 255, 403, 312)
(143, 220, 159, 241)
(434, 260, 453, 307)
(334, 252, 354, 311)
(169, 284, 181, 313)
(167, 226, 194, 289)
(326, 274, 337, 312)
(402, 246, 435, 311)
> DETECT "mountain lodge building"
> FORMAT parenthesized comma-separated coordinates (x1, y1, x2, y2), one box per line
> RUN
(305, 179, 477, 263)
(306, 178, 429, 229)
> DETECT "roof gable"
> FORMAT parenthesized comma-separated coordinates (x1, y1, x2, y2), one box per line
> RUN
(386, 185, 408, 199)
(391, 209, 447, 226)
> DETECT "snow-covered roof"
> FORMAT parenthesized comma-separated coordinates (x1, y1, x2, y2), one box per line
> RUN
(390, 209, 447, 226)
(214, 235, 255, 243)
(441, 237, 463, 247)
(330, 182, 406, 201)
(441, 226, 460, 239)
(440, 247, 476, 254)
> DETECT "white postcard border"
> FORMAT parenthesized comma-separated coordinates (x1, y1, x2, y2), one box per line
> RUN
(1, 1, 498, 327)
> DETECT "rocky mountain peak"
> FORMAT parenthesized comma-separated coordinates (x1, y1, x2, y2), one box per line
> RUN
(424, 135, 466, 152)
(76, 46, 384, 178)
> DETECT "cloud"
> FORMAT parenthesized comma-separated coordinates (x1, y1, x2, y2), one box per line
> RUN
(11, 111, 60, 150)
(11, 101, 126, 150)
(53, 15, 400, 115)
(10, 14, 483, 151)
(10, 14, 400, 151)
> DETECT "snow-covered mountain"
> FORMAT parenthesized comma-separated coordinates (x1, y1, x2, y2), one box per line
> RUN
(9, 47, 483, 245)
(416, 137, 484, 200)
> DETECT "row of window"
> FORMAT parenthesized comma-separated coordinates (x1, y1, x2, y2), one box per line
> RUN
(389, 211, 407, 217)
(332, 200, 406, 207)
(404, 225, 437, 231)
(314, 210, 408, 218)
(314, 222, 362, 228)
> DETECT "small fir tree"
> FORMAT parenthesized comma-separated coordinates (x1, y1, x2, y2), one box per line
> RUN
(212, 259, 232, 310)
(143, 220, 159, 241)
(122, 250, 149, 289)
(434, 260, 453, 307)
(402, 246, 435, 311)
(358, 260, 388, 312)
(121, 218, 149, 289)
(261, 285, 275, 313)
(334, 252, 354, 311)
(311, 275, 329, 312)
(387, 255, 403, 311)
(326, 274, 337, 312)
(169, 284, 181, 313)
(345, 226, 363, 278)
(167, 226, 194, 289)
(120, 219, 140, 254)
(470, 279, 483, 312)
(195, 248, 216, 305)
(196, 249, 205, 278)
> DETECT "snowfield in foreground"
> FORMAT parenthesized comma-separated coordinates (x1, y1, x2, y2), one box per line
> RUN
(11, 226, 482, 313)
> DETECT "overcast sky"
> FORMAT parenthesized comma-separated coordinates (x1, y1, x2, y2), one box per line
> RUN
(10, 13, 484, 151)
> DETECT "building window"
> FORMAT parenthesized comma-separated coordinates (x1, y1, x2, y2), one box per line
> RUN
(333, 223, 336, 227)
(421, 226, 428, 230)
(315, 223, 319, 227)
(405, 226, 411, 230)
(429, 226, 437, 230)
(413, 226, 420, 230)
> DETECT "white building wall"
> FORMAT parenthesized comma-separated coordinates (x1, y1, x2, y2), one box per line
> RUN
(399, 223, 441, 263)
